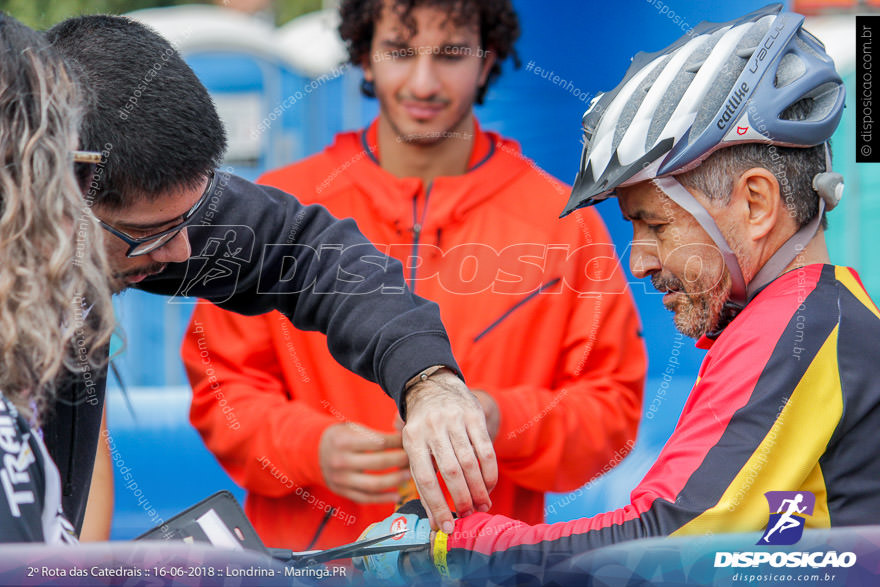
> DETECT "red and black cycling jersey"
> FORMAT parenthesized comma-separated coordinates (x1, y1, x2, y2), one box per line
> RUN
(444, 265, 880, 583)
(0, 394, 77, 543)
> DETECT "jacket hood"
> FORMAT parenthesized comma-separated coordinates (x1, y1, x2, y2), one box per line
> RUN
(322, 119, 534, 237)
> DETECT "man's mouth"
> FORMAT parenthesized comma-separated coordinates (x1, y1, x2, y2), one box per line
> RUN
(662, 291, 682, 305)
(400, 98, 447, 121)
(117, 264, 167, 285)
(651, 275, 686, 305)
(125, 273, 150, 284)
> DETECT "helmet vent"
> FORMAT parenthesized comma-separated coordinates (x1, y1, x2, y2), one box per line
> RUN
(780, 81, 842, 122)
(613, 54, 669, 146)
(561, 5, 844, 215)
(685, 59, 705, 74)
(736, 46, 757, 59)
(776, 52, 806, 88)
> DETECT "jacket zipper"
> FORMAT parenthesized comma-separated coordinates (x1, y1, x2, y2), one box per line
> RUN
(473, 278, 561, 342)
(306, 507, 336, 550)
(410, 183, 432, 292)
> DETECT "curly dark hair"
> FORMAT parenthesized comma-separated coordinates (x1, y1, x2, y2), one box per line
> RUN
(339, 0, 520, 104)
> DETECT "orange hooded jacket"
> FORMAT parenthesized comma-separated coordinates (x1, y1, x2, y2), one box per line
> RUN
(182, 121, 646, 550)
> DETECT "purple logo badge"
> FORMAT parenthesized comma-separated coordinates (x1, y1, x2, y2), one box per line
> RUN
(758, 491, 815, 545)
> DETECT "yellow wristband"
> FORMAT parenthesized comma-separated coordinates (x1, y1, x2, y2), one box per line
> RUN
(433, 530, 450, 577)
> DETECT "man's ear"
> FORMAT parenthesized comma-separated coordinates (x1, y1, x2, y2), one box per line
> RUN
(732, 167, 782, 242)
(478, 50, 496, 87)
(362, 55, 374, 84)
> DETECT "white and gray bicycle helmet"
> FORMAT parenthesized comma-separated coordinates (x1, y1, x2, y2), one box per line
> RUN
(561, 4, 845, 310)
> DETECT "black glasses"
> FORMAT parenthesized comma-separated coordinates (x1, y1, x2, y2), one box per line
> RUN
(98, 170, 218, 257)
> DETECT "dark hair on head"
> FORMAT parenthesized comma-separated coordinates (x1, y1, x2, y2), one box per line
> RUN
(46, 15, 227, 209)
(338, 0, 520, 104)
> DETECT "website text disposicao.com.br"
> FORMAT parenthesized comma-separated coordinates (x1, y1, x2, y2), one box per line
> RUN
(717, 550, 856, 583)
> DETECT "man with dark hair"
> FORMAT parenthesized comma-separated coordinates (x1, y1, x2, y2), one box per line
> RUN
(338, 0, 520, 105)
(45, 14, 496, 539)
(183, 0, 645, 552)
(356, 5, 880, 584)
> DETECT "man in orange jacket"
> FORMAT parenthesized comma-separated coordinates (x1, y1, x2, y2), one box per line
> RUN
(181, 0, 646, 551)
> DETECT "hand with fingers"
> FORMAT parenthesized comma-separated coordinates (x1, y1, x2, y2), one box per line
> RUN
(402, 367, 498, 534)
(318, 422, 411, 504)
(394, 389, 499, 441)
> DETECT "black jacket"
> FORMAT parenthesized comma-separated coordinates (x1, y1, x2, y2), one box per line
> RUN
(43, 172, 459, 534)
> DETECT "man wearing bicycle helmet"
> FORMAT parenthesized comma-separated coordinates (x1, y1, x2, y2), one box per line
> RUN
(356, 5, 880, 583)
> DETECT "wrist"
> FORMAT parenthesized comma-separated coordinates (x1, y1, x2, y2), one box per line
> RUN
(403, 365, 449, 393)
(403, 367, 464, 418)
(433, 529, 451, 577)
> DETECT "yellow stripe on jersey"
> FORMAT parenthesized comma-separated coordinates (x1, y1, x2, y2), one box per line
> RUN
(801, 463, 830, 529)
(835, 266, 880, 320)
(672, 326, 841, 536)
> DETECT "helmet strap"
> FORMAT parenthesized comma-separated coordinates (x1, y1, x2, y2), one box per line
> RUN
(747, 197, 824, 300)
(654, 170, 831, 326)
(652, 177, 748, 307)
(749, 141, 840, 299)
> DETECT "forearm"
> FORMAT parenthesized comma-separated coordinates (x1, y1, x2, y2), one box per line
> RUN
(145, 173, 459, 408)
(444, 506, 656, 583)
(443, 361, 842, 582)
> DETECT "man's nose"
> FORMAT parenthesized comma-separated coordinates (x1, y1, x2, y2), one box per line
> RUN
(629, 239, 661, 279)
(148, 228, 191, 264)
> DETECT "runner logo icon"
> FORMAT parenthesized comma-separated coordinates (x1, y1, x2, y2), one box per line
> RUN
(758, 491, 815, 545)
